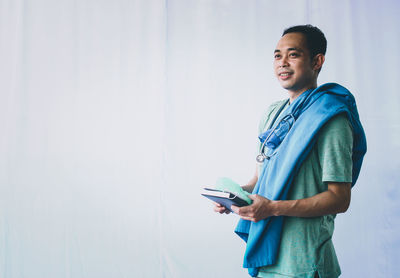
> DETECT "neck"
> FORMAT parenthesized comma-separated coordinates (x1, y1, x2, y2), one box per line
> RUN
(288, 83, 317, 103)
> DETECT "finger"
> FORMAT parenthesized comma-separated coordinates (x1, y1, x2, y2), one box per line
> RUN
(216, 208, 226, 213)
(239, 215, 255, 222)
(248, 194, 257, 201)
(231, 205, 239, 214)
(235, 204, 252, 215)
(214, 205, 225, 213)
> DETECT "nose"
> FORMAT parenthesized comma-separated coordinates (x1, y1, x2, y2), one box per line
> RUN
(278, 55, 289, 68)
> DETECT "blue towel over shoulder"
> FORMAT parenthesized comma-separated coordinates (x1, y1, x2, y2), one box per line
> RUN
(234, 83, 367, 277)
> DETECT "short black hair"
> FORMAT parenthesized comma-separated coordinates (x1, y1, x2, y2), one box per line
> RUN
(282, 25, 327, 59)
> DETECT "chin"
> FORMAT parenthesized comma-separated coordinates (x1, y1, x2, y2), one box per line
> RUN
(279, 82, 295, 90)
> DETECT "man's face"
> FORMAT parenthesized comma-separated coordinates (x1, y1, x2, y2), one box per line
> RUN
(273, 32, 317, 95)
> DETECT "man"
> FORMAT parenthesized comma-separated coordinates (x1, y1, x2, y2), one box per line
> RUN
(214, 25, 366, 278)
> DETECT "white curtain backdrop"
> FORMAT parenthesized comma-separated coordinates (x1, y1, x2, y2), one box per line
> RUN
(0, 0, 399, 277)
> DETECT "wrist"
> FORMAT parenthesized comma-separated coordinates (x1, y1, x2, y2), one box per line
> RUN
(242, 184, 254, 193)
(272, 200, 284, 216)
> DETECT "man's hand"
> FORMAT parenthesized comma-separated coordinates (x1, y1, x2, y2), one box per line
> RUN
(230, 182, 351, 220)
(213, 202, 231, 214)
(231, 195, 276, 222)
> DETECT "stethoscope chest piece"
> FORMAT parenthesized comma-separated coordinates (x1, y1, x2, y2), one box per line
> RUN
(256, 154, 269, 163)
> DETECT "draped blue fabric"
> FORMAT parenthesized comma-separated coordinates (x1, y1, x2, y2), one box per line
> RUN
(235, 83, 367, 277)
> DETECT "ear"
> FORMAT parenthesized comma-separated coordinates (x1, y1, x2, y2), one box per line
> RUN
(313, 54, 325, 71)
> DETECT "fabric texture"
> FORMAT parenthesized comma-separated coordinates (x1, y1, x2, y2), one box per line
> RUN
(258, 113, 352, 278)
(234, 83, 367, 277)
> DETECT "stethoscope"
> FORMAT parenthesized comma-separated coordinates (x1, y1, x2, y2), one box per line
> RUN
(256, 99, 292, 163)
(255, 87, 318, 163)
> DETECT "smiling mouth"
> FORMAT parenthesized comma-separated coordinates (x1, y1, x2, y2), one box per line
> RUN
(279, 72, 293, 79)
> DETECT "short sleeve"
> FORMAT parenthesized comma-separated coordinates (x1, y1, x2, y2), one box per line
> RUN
(317, 113, 353, 183)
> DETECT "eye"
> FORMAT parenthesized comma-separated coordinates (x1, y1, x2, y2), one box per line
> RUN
(289, 52, 299, 57)
(274, 54, 281, 59)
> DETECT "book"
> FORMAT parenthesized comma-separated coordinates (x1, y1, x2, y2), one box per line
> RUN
(201, 188, 250, 213)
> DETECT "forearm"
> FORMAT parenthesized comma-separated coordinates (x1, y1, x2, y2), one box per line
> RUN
(272, 183, 351, 217)
(241, 165, 259, 193)
(242, 178, 257, 193)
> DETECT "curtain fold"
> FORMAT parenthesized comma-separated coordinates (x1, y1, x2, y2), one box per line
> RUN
(0, 0, 399, 277)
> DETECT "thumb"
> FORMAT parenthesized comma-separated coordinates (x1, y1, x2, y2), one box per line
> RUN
(248, 194, 257, 201)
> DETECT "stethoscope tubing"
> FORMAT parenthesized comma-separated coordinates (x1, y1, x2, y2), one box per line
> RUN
(257, 99, 289, 162)
(256, 89, 317, 163)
